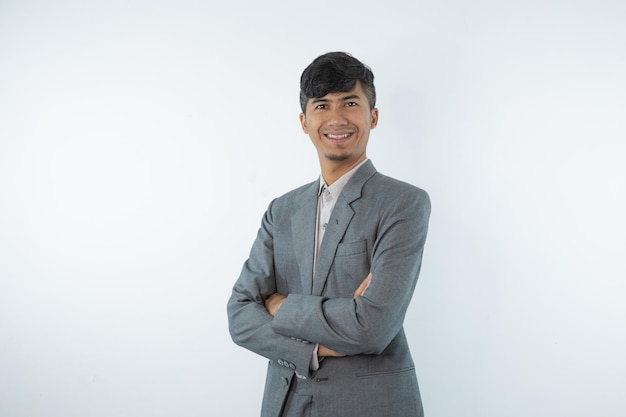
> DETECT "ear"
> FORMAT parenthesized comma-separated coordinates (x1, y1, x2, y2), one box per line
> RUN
(299, 112, 309, 133)
(370, 108, 379, 129)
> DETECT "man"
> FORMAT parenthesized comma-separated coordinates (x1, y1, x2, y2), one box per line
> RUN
(227, 52, 431, 417)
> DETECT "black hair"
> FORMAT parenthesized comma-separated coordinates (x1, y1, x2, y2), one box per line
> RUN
(299, 52, 376, 113)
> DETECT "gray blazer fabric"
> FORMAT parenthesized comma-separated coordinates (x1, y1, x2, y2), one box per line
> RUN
(228, 160, 431, 417)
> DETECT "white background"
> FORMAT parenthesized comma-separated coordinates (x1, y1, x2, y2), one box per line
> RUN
(1, 1, 625, 416)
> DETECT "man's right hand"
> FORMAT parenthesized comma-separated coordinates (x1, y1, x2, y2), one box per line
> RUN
(318, 344, 344, 357)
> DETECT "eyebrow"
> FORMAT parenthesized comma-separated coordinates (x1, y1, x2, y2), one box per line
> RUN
(311, 94, 362, 104)
(341, 94, 361, 101)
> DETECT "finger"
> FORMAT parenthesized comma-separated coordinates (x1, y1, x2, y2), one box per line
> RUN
(361, 275, 372, 294)
(354, 273, 373, 298)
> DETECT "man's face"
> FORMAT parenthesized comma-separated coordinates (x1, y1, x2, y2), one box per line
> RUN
(299, 81, 378, 168)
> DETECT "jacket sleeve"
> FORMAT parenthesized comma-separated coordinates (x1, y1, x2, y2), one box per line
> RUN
(227, 199, 316, 375)
(271, 188, 431, 356)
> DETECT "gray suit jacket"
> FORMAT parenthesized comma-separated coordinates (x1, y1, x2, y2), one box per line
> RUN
(227, 160, 431, 417)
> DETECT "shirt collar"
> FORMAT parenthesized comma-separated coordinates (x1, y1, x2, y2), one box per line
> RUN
(318, 158, 368, 197)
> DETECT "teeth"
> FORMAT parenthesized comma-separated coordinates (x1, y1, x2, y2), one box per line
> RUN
(327, 133, 350, 139)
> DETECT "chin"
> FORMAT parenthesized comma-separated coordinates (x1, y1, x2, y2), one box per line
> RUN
(325, 153, 351, 162)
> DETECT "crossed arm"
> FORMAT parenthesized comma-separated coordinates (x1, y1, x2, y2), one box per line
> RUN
(228, 186, 430, 366)
(264, 272, 373, 357)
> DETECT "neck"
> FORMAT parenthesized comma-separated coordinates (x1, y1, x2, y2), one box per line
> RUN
(320, 154, 366, 186)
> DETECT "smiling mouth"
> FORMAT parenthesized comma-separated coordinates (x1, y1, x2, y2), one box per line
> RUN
(324, 132, 353, 141)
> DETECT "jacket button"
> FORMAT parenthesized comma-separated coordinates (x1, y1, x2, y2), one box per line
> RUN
(281, 377, 289, 386)
(277, 359, 284, 366)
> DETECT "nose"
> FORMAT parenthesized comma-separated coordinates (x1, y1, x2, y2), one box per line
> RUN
(327, 106, 349, 127)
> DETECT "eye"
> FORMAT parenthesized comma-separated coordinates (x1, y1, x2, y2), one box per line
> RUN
(345, 101, 358, 107)
(315, 104, 328, 110)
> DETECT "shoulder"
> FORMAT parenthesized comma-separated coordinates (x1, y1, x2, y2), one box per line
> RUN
(366, 171, 430, 204)
(276, 180, 317, 202)
(266, 180, 318, 212)
(362, 173, 431, 226)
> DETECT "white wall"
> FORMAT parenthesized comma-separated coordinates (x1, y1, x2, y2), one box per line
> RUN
(1, 1, 624, 416)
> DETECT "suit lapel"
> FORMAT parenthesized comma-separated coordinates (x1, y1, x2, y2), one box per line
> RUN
(291, 181, 318, 295)
(312, 160, 377, 295)
(312, 197, 354, 295)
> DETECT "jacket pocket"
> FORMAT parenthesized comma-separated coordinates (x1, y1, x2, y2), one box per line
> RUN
(336, 239, 367, 257)
(356, 366, 415, 379)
